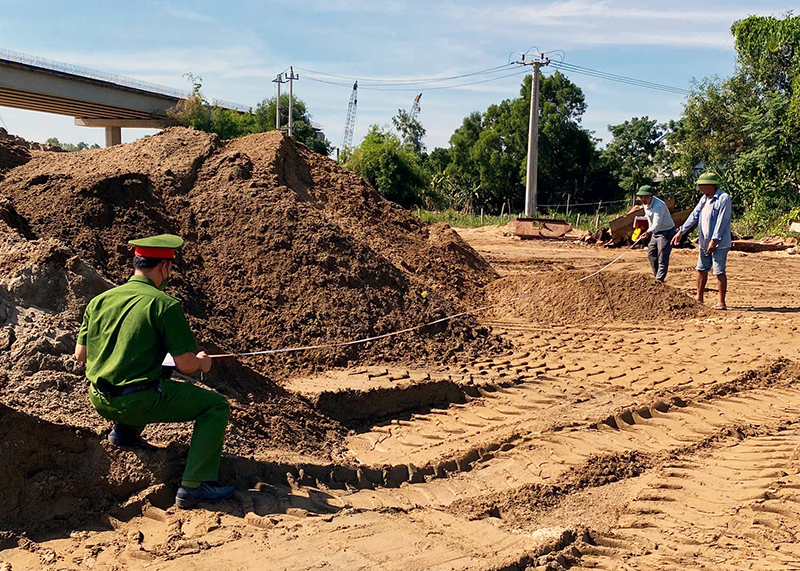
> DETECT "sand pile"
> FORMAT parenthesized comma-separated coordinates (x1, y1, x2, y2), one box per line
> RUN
(0, 128, 503, 530)
(0, 137, 31, 176)
(487, 270, 707, 323)
(2, 128, 500, 372)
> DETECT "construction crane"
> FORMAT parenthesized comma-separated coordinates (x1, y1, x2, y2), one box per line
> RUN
(341, 81, 358, 148)
(410, 93, 422, 120)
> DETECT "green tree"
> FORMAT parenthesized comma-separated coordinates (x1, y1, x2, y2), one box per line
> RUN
(44, 137, 100, 151)
(663, 13, 800, 235)
(254, 94, 332, 156)
(344, 125, 427, 208)
(602, 116, 667, 193)
(433, 71, 613, 213)
(168, 76, 332, 155)
(391, 108, 426, 154)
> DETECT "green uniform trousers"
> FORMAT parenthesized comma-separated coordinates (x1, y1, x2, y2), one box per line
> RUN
(88, 379, 230, 487)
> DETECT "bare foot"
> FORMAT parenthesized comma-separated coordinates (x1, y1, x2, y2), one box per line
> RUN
(713, 304, 727, 310)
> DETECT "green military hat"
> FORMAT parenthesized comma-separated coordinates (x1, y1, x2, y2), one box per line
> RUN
(697, 172, 721, 186)
(636, 185, 655, 196)
(128, 234, 184, 259)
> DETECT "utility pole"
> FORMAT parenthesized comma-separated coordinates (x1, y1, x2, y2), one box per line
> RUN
(516, 53, 549, 217)
(285, 66, 299, 137)
(272, 74, 287, 131)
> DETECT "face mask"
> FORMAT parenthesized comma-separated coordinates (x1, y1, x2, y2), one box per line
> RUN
(158, 262, 171, 291)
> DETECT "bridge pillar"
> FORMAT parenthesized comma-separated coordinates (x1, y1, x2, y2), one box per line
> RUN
(104, 126, 122, 147)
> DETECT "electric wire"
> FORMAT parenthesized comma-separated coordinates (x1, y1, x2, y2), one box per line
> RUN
(550, 61, 689, 95)
(303, 68, 530, 92)
(294, 64, 514, 85)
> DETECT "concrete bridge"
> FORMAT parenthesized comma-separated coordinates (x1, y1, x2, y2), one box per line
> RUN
(0, 49, 247, 146)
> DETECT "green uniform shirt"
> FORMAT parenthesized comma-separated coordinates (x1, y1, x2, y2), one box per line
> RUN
(77, 275, 198, 387)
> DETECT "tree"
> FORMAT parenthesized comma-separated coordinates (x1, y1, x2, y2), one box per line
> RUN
(392, 109, 426, 154)
(167, 76, 332, 155)
(602, 116, 667, 193)
(44, 137, 100, 152)
(344, 126, 427, 208)
(432, 71, 615, 213)
(254, 94, 332, 156)
(668, 13, 800, 230)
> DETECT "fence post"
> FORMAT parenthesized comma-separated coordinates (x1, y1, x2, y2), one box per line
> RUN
(595, 200, 602, 230)
(566, 194, 571, 217)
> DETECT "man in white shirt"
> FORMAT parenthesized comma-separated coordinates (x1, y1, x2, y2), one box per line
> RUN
(636, 185, 676, 282)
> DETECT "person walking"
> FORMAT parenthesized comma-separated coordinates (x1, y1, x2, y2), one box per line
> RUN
(671, 173, 732, 310)
(636, 185, 676, 282)
(74, 234, 235, 509)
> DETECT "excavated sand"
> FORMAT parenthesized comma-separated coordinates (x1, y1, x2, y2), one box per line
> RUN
(0, 127, 504, 533)
(6, 128, 800, 571)
(487, 270, 708, 324)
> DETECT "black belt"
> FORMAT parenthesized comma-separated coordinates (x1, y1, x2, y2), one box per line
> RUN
(94, 378, 160, 399)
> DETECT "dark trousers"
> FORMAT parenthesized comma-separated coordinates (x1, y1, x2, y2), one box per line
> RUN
(648, 227, 676, 281)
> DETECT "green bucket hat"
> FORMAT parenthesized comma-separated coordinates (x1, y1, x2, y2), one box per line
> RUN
(696, 172, 721, 186)
(636, 185, 654, 196)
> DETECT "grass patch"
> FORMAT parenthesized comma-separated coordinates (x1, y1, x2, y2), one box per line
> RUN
(414, 208, 627, 232)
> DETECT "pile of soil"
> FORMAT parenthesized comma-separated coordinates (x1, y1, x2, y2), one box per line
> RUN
(1, 128, 501, 372)
(0, 128, 503, 530)
(486, 270, 708, 324)
(0, 137, 32, 176)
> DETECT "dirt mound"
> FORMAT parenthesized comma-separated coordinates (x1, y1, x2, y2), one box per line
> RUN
(0, 138, 31, 176)
(0, 128, 504, 530)
(486, 270, 707, 323)
(2, 128, 500, 372)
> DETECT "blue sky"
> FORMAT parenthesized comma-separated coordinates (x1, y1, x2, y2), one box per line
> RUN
(0, 0, 793, 150)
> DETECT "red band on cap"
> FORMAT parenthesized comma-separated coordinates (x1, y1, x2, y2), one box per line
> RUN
(134, 246, 175, 259)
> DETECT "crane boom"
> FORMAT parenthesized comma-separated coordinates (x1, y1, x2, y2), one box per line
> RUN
(341, 81, 358, 148)
(410, 93, 422, 120)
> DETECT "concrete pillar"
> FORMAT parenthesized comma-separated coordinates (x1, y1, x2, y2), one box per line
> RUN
(104, 126, 122, 147)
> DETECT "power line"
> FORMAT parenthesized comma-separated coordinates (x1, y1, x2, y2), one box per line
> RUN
(294, 64, 514, 86)
(303, 68, 530, 92)
(550, 61, 689, 95)
(294, 59, 689, 97)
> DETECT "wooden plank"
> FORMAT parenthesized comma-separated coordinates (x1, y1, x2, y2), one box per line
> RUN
(731, 240, 790, 253)
(509, 218, 572, 240)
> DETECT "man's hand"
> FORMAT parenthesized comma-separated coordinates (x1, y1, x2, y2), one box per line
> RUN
(74, 343, 86, 363)
(174, 351, 213, 374)
(706, 239, 718, 254)
(197, 351, 212, 373)
(641, 231, 652, 241)
(671, 230, 683, 246)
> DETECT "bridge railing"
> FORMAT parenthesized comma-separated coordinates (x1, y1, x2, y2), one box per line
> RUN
(0, 48, 249, 112)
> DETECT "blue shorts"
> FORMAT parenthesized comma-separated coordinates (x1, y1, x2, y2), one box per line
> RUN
(697, 247, 728, 275)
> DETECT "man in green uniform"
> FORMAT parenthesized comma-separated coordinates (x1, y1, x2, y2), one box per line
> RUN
(74, 234, 235, 509)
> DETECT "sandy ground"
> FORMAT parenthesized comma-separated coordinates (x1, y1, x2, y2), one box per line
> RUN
(5, 225, 800, 570)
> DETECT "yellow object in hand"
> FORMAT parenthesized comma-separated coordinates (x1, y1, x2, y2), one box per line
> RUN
(632, 228, 642, 242)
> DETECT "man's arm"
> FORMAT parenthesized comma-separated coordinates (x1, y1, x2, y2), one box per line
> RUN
(711, 194, 732, 242)
(173, 351, 213, 374)
(681, 199, 703, 235)
(647, 203, 663, 233)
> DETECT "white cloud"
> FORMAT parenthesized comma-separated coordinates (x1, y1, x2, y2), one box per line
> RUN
(161, 5, 216, 23)
(446, 0, 780, 49)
